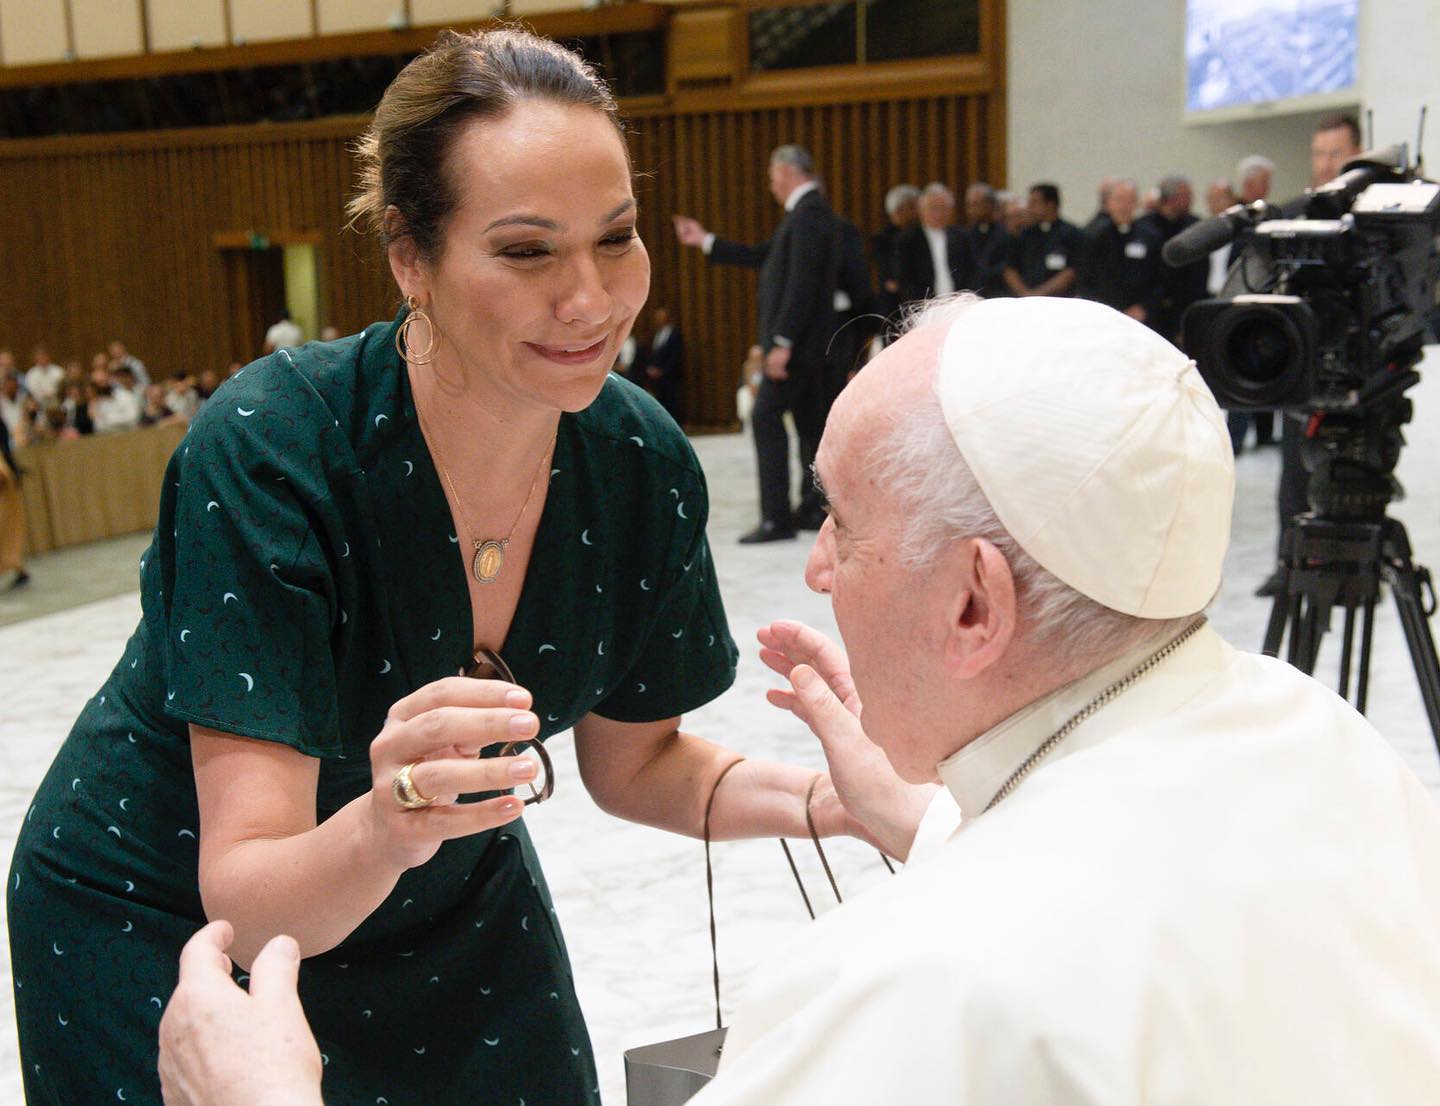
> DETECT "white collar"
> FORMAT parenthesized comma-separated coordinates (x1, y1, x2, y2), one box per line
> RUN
(936, 622, 1227, 820)
(923, 224, 947, 238)
(785, 180, 820, 212)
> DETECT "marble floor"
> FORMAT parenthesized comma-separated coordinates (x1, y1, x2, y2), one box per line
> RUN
(1, 351, 1439, 1105)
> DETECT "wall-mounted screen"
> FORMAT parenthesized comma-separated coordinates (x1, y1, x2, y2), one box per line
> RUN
(1185, 0, 1358, 118)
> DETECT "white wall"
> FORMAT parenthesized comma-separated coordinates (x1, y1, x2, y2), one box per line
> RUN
(1007, 0, 1440, 217)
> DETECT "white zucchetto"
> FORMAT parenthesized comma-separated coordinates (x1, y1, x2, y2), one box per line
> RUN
(937, 297, 1234, 618)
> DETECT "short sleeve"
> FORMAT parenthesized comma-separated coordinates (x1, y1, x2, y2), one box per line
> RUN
(158, 391, 343, 758)
(593, 483, 738, 723)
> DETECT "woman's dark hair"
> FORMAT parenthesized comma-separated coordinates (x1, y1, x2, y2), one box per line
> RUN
(348, 27, 622, 260)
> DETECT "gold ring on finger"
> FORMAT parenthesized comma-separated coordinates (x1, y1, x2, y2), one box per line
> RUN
(392, 761, 435, 811)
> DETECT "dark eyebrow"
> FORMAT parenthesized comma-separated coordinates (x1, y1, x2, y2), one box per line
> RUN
(483, 199, 635, 235)
(483, 213, 561, 233)
(602, 199, 636, 224)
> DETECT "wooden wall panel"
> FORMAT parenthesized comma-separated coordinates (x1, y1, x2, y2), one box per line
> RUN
(0, 125, 392, 384)
(0, 92, 991, 428)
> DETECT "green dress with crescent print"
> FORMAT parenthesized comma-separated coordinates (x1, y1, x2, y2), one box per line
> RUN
(8, 311, 739, 1106)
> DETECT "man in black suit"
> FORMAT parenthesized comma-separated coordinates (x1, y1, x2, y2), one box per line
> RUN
(895, 183, 975, 307)
(869, 184, 919, 332)
(1004, 183, 1084, 298)
(673, 143, 840, 542)
(641, 306, 684, 424)
(827, 217, 874, 408)
(962, 182, 1012, 298)
(1076, 178, 1163, 325)
(1136, 174, 1207, 346)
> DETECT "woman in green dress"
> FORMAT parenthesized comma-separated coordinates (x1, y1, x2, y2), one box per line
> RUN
(8, 29, 859, 1106)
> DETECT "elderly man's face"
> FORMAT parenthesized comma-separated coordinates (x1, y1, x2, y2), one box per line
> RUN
(1105, 183, 1138, 228)
(1239, 169, 1271, 204)
(919, 192, 953, 229)
(805, 324, 959, 783)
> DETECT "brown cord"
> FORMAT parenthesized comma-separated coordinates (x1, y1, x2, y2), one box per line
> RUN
(703, 758, 747, 1030)
(804, 775, 843, 905)
(779, 839, 816, 920)
(707, 765, 899, 1030)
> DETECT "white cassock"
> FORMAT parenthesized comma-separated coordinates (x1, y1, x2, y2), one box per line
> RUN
(691, 624, 1440, 1105)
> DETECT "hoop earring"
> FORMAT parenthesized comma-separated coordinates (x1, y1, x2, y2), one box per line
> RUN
(395, 295, 437, 365)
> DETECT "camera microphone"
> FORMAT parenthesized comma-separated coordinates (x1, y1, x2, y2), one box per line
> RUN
(1161, 202, 1272, 268)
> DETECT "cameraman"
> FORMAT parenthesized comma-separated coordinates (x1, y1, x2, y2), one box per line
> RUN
(1257, 114, 1364, 597)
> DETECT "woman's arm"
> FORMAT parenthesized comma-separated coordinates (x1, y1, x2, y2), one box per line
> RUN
(191, 676, 542, 969)
(572, 714, 862, 844)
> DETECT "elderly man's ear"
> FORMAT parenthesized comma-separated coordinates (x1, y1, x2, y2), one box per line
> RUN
(943, 539, 1018, 678)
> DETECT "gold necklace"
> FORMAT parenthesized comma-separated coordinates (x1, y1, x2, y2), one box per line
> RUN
(982, 616, 1207, 814)
(417, 406, 555, 585)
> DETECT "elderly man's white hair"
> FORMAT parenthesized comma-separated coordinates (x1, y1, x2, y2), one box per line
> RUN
(770, 143, 816, 177)
(1236, 154, 1275, 185)
(921, 181, 955, 203)
(873, 294, 1197, 664)
(885, 184, 920, 216)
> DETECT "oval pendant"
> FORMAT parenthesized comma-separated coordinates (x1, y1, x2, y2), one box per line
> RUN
(473, 540, 506, 584)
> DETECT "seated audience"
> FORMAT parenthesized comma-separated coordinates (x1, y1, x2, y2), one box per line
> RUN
(157, 295, 1440, 1105)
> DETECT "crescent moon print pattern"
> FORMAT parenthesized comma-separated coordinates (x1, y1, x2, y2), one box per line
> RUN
(8, 313, 737, 1105)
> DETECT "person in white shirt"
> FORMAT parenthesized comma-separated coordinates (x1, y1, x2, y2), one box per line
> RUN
(24, 346, 64, 407)
(155, 295, 1440, 1106)
(90, 366, 142, 433)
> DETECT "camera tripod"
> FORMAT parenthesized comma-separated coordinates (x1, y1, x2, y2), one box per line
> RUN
(1262, 513, 1440, 756)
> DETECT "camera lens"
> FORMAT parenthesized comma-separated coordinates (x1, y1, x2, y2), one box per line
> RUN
(1214, 306, 1308, 407)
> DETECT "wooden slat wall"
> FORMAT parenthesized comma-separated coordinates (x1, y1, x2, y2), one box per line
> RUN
(0, 92, 991, 427)
(0, 123, 392, 381)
